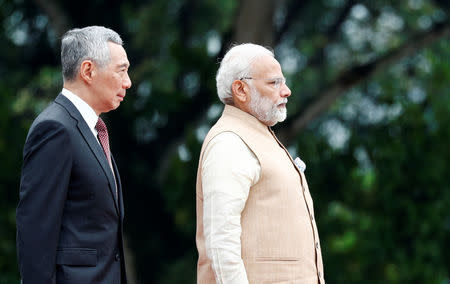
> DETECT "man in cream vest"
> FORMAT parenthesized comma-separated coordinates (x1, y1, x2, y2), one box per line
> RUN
(196, 43, 325, 284)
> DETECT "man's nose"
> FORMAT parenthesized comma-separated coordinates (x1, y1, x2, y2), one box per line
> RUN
(123, 73, 132, 89)
(280, 83, 291, 98)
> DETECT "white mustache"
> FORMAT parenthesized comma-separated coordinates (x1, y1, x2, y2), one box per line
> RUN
(277, 98, 288, 106)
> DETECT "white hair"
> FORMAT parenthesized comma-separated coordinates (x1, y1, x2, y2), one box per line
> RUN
(216, 43, 274, 104)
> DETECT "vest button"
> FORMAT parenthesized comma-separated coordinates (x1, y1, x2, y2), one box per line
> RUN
(316, 242, 319, 249)
(115, 253, 120, 261)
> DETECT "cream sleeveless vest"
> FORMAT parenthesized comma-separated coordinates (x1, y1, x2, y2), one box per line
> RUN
(196, 105, 324, 284)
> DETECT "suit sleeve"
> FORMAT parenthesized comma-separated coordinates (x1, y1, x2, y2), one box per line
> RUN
(16, 120, 72, 284)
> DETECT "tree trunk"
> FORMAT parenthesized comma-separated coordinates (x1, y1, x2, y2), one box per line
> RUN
(233, 0, 277, 46)
(277, 20, 450, 145)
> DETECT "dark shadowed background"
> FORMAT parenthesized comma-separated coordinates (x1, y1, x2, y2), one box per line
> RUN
(0, 0, 449, 283)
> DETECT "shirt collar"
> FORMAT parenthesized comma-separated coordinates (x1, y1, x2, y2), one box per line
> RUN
(61, 88, 99, 136)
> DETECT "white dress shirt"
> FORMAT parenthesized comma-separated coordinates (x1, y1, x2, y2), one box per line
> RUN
(61, 88, 99, 140)
(61, 88, 117, 193)
(201, 131, 261, 284)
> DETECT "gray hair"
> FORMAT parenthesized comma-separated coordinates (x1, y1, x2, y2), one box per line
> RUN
(61, 26, 123, 81)
(216, 43, 274, 104)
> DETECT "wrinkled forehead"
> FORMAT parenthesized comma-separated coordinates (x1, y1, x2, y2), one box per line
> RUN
(108, 42, 130, 67)
(250, 55, 282, 78)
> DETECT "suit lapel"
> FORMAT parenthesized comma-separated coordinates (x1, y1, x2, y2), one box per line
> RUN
(77, 117, 120, 214)
(111, 154, 124, 219)
(55, 94, 120, 215)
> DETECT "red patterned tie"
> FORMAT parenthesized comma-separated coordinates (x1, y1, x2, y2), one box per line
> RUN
(95, 117, 118, 198)
(95, 117, 112, 168)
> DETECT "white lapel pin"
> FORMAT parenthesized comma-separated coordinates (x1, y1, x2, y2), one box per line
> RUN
(294, 157, 306, 173)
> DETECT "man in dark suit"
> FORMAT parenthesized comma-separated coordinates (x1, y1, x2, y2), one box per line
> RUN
(16, 26, 131, 283)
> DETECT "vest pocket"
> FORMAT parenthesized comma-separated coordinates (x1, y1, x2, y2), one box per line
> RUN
(56, 248, 97, 266)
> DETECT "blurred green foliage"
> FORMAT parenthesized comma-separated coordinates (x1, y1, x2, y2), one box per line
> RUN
(0, 0, 449, 283)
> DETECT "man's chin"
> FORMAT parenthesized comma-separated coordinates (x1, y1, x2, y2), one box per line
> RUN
(267, 116, 286, 127)
(277, 109, 287, 122)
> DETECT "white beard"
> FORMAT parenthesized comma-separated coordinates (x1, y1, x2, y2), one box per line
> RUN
(249, 88, 287, 126)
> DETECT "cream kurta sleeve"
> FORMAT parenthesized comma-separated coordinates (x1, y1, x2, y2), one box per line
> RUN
(201, 131, 261, 284)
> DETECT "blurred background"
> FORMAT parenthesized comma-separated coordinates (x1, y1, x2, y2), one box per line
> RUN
(1, 0, 449, 283)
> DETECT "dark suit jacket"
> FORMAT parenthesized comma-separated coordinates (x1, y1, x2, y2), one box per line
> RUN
(16, 94, 127, 284)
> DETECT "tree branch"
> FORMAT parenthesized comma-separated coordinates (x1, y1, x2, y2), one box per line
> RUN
(278, 20, 450, 145)
(431, 0, 450, 11)
(306, 0, 356, 68)
(32, 0, 70, 38)
(274, 0, 309, 45)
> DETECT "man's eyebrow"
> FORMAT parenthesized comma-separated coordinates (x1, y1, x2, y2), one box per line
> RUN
(117, 62, 130, 69)
(266, 76, 283, 80)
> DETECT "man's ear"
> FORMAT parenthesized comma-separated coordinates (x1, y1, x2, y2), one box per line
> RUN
(231, 80, 250, 104)
(79, 60, 95, 84)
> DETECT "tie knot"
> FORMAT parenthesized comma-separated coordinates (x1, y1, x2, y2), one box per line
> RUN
(95, 117, 107, 132)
